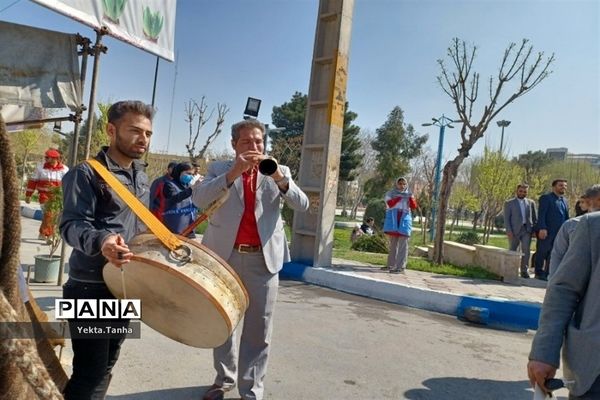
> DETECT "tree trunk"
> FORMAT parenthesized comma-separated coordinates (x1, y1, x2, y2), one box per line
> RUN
(472, 210, 481, 230)
(341, 181, 349, 217)
(433, 156, 464, 264)
(449, 206, 460, 240)
(21, 151, 30, 196)
(482, 214, 491, 244)
(350, 185, 364, 220)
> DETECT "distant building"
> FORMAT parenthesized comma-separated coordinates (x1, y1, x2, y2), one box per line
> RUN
(543, 148, 600, 168)
(568, 153, 600, 168)
(546, 147, 568, 161)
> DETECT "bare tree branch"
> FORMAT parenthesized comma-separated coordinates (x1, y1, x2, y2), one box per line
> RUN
(184, 96, 230, 164)
(196, 103, 229, 159)
(432, 38, 554, 263)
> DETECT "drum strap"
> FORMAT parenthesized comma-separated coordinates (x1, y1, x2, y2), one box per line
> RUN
(87, 159, 184, 252)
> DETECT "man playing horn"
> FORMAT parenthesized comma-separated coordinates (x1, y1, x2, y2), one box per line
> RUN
(193, 119, 309, 400)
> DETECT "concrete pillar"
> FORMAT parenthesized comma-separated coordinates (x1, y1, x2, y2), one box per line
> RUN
(291, 0, 354, 267)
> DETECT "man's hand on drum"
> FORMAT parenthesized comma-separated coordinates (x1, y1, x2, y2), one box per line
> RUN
(101, 234, 133, 266)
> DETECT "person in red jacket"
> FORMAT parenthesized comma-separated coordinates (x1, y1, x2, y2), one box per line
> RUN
(383, 177, 417, 273)
(25, 148, 69, 240)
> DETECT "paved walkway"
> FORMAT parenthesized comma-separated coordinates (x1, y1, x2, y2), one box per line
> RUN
(331, 258, 546, 303)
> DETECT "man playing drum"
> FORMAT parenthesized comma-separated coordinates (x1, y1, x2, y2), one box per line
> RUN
(60, 100, 154, 399)
(193, 119, 309, 400)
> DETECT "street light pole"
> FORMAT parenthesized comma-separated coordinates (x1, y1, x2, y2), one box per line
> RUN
(422, 115, 456, 242)
(496, 119, 511, 153)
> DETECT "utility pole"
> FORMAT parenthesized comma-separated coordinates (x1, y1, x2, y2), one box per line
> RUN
(291, 0, 355, 267)
(422, 115, 456, 241)
(497, 119, 511, 153)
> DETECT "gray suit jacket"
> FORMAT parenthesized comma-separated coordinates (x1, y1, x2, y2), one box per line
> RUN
(192, 160, 309, 274)
(503, 197, 537, 235)
(529, 211, 600, 396)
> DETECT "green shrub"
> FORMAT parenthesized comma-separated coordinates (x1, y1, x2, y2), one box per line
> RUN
(456, 231, 480, 245)
(351, 232, 389, 253)
(494, 213, 505, 232)
(281, 203, 294, 228)
(364, 200, 385, 231)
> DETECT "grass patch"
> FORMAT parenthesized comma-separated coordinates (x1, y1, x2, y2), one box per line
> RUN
(407, 258, 500, 280)
(334, 214, 361, 222)
(332, 225, 501, 280)
(334, 248, 388, 265)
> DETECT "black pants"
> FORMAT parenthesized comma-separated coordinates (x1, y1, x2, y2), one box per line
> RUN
(534, 236, 555, 276)
(63, 280, 129, 400)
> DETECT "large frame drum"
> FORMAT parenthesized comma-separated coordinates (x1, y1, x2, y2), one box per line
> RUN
(103, 233, 248, 348)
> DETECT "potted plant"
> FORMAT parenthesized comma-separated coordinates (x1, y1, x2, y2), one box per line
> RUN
(33, 186, 63, 282)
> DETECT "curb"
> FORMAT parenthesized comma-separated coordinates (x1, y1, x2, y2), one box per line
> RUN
(20, 205, 43, 221)
(281, 262, 541, 331)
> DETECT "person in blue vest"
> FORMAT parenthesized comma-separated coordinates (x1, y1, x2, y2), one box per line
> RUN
(149, 160, 177, 221)
(162, 162, 197, 238)
(383, 177, 417, 273)
(533, 179, 569, 281)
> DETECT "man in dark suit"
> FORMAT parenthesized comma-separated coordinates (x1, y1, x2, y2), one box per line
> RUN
(533, 179, 569, 280)
(503, 183, 537, 278)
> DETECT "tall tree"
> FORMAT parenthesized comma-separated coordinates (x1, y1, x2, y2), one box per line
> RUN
(339, 102, 363, 216)
(184, 96, 229, 165)
(64, 102, 111, 162)
(11, 128, 44, 193)
(349, 130, 377, 219)
(473, 148, 523, 243)
(339, 102, 362, 181)
(514, 150, 553, 184)
(365, 106, 428, 202)
(270, 91, 307, 141)
(408, 149, 437, 242)
(269, 92, 307, 178)
(432, 38, 554, 263)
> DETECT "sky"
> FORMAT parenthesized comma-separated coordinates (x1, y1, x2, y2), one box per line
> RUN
(1, 0, 599, 162)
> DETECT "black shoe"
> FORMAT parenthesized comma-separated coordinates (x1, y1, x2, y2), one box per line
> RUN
(521, 272, 530, 279)
(203, 384, 233, 400)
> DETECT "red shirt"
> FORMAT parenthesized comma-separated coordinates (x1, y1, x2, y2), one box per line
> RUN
(234, 170, 261, 246)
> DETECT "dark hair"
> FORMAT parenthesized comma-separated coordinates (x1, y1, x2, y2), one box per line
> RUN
(583, 184, 600, 200)
(107, 100, 155, 124)
(231, 119, 265, 143)
(171, 162, 193, 183)
(551, 179, 567, 187)
(366, 217, 374, 223)
(575, 200, 588, 217)
(516, 183, 529, 190)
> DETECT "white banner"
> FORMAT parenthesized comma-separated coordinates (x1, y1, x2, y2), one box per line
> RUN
(0, 105, 45, 131)
(31, 0, 176, 61)
(0, 20, 82, 111)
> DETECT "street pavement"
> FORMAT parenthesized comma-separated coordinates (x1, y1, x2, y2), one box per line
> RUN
(16, 204, 556, 399)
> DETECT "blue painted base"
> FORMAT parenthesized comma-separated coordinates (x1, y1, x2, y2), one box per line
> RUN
(457, 296, 540, 331)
